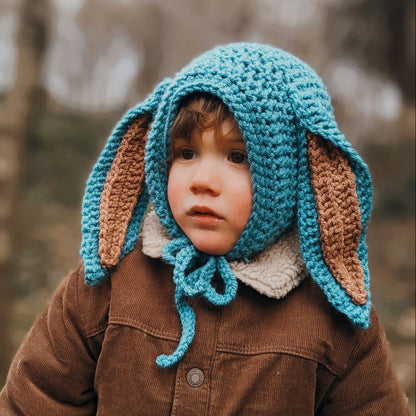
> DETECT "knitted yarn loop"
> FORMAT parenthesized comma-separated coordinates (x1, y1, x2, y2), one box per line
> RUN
(156, 238, 238, 367)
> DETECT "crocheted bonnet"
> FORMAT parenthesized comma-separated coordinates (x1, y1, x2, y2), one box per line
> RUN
(81, 42, 373, 367)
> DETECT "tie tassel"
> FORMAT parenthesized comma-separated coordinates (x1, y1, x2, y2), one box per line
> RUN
(157, 239, 237, 367)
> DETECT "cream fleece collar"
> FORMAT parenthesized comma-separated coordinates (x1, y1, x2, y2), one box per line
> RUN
(140, 210, 307, 299)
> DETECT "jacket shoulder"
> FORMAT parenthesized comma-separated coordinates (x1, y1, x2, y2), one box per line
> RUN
(62, 262, 111, 339)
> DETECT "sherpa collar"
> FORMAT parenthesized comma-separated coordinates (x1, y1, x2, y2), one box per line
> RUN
(141, 210, 307, 299)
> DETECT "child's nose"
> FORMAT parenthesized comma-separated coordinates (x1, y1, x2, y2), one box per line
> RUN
(189, 158, 221, 195)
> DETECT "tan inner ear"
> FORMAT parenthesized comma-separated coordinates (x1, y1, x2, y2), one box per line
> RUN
(98, 113, 152, 268)
(306, 132, 367, 305)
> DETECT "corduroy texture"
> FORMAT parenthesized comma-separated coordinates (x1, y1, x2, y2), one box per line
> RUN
(2, 253, 410, 415)
(80, 42, 373, 367)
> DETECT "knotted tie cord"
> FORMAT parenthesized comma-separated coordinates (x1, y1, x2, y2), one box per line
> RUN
(156, 237, 238, 368)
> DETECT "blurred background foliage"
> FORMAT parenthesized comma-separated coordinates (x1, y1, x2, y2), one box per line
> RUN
(0, 0, 414, 411)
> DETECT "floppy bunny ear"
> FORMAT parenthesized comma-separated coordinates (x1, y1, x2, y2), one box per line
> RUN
(306, 132, 367, 305)
(297, 129, 371, 328)
(98, 113, 152, 268)
(81, 78, 171, 285)
(282, 59, 372, 328)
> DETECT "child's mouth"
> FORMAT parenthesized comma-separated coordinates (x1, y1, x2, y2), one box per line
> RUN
(188, 206, 223, 225)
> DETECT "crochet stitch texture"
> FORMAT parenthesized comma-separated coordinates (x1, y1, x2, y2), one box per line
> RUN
(81, 42, 373, 368)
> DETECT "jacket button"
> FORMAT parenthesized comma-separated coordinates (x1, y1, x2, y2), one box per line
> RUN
(186, 368, 204, 387)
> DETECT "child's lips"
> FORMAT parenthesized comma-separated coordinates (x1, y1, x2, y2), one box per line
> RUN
(187, 206, 223, 225)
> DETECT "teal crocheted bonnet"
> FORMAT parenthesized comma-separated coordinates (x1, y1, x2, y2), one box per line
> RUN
(81, 42, 373, 368)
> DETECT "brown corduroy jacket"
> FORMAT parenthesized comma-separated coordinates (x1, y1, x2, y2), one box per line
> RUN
(0, 241, 410, 415)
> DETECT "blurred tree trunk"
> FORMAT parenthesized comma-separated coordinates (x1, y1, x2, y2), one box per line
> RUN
(384, 0, 415, 103)
(326, 0, 415, 103)
(134, 3, 165, 99)
(0, 0, 50, 384)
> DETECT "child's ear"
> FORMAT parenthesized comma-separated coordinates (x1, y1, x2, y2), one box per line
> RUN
(305, 132, 367, 305)
(98, 113, 152, 268)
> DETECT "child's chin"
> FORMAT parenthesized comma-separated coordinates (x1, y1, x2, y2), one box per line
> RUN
(192, 240, 232, 256)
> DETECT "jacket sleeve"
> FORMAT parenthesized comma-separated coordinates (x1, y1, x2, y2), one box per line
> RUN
(317, 310, 410, 416)
(0, 264, 110, 416)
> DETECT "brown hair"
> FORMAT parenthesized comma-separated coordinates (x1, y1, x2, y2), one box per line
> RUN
(170, 92, 237, 141)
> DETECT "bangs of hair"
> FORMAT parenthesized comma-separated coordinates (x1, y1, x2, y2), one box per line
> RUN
(170, 92, 234, 141)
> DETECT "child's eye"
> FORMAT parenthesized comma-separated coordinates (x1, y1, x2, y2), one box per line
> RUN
(180, 149, 196, 160)
(229, 152, 249, 164)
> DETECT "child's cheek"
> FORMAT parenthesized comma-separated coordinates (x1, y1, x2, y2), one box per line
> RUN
(167, 167, 183, 219)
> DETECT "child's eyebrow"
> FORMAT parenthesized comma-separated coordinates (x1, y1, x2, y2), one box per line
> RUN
(225, 134, 245, 143)
(171, 135, 192, 144)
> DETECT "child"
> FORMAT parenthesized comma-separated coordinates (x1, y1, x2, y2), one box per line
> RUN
(0, 43, 410, 415)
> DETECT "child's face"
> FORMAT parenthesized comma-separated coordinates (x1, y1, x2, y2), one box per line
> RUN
(168, 117, 253, 256)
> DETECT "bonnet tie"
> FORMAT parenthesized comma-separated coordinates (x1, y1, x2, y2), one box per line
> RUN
(156, 237, 238, 368)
